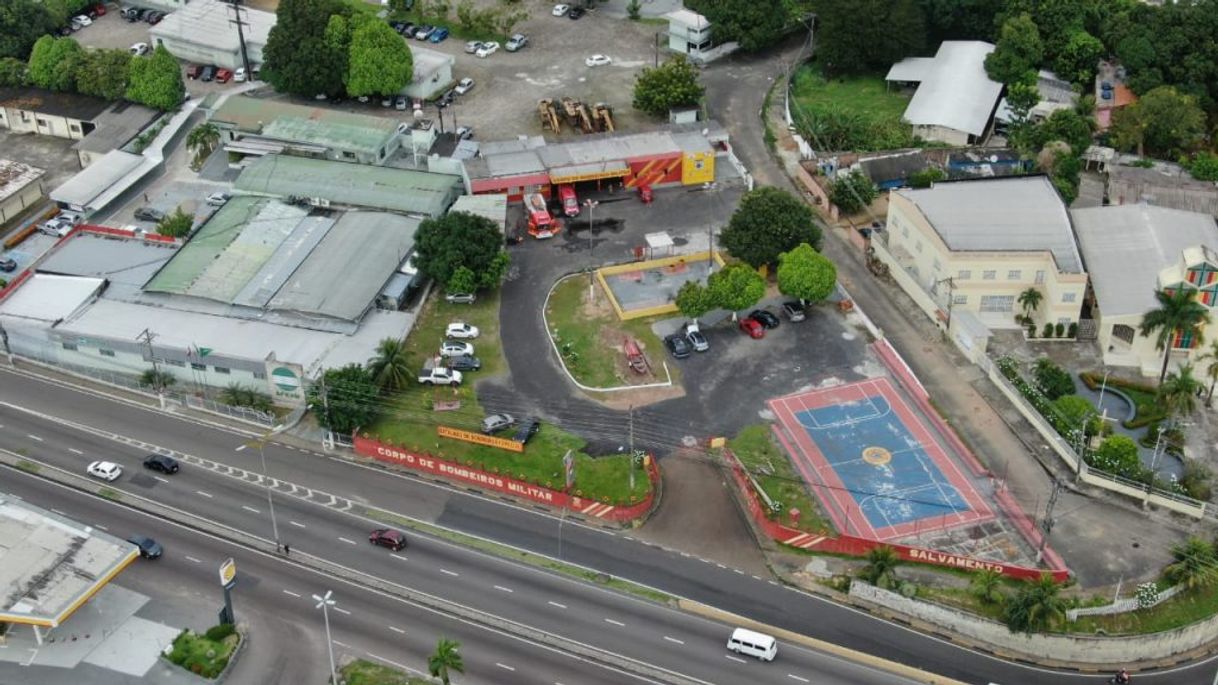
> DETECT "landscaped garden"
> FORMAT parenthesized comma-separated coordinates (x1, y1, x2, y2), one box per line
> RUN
(165, 623, 240, 679)
(727, 424, 831, 536)
(341, 658, 432, 685)
(788, 63, 914, 152)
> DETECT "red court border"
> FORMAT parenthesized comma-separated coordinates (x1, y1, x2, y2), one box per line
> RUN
(768, 377, 994, 541)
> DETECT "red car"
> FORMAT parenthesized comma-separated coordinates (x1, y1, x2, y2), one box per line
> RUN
(215, 68, 233, 83)
(93, 3, 106, 15)
(369, 528, 407, 551)
(739, 317, 765, 339)
(186, 64, 202, 80)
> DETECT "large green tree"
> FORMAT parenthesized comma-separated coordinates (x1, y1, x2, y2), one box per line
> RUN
(263, 0, 349, 97)
(1004, 574, 1067, 635)
(920, 0, 1003, 44)
(815, 0, 926, 76)
(1052, 30, 1103, 85)
(187, 122, 222, 168)
(861, 545, 901, 589)
(720, 187, 821, 268)
(685, 0, 792, 53)
(1139, 288, 1211, 383)
(1165, 537, 1218, 591)
(28, 36, 83, 92)
(1090, 435, 1143, 479)
(126, 45, 184, 110)
(706, 263, 765, 316)
(0, 0, 57, 61)
(1110, 86, 1206, 158)
(0, 57, 28, 87)
(414, 211, 510, 290)
(74, 49, 132, 101)
(346, 15, 413, 98)
(367, 337, 412, 392)
(308, 364, 380, 435)
(1029, 108, 1094, 156)
(1159, 363, 1201, 421)
(776, 243, 836, 304)
(632, 56, 704, 117)
(675, 280, 714, 320)
(984, 13, 1043, 84)
(829, 171, 878, 215)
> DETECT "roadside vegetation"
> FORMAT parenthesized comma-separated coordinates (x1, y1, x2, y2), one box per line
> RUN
(726, 425, 831, 536)
(341, 658, 431, 685)
(788, 64, 913, 153)
(165, 624, 239, 679)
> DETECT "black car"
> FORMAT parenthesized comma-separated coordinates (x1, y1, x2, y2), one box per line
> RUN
(389, 20, 405, 31)
(400, 21, 416, 35)
(143, 454, 180, 474)
(0, 257, 16, 273)
(128, 535, 163, 559)
(664, 333, 692, 359)
(200, 65, 217, 82)
(568, 6, 585, 18)
(749, 309, 781, 329)
(134, 206, 166, 222)
(369, 528, 407, 550)
(782, 301, 806, 322)
(446, 355, 482, 371)
(513, 417, 541, 444)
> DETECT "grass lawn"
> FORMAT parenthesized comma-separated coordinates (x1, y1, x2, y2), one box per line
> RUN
(166, 628, 239, 678)
(366, 291, 651, 506)
(788, 63, 914, 152)
(341, 659, 431, 685)
(727, 425, 833, 535)
(546, 276, 680, 390)
(1070, 582, 1218, 635)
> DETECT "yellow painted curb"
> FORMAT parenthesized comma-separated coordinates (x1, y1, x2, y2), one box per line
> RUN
(678, 599, 970, 685)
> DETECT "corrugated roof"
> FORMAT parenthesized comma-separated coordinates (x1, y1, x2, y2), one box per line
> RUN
(235, 154, 461, 216)
(0, 274, 103, 323)
(1108, 165, 1218, 217)
(896, 176, 1082, 272)
(886, 41, 1002, 137)
(50, 151, 144, 208)
(664, 8, 710, 29)
(37, 233, 175, 290)
(213, 96, 398, 154)
(1072, 204, 1218, 317)
(150, 0, 273, 52)
(450, 194, 507, 229)
(73, 102, 160, 154)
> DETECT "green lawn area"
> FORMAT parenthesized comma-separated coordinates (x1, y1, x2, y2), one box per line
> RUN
(166, 627, 239, 678)
(546, 276, 680, 390)
(727, 425, 832, 535)
(1070, 582, 1218, 635)
(788, 63, 914, 152)
(341, 659, 432, 685)
(366, 291, 651, 506)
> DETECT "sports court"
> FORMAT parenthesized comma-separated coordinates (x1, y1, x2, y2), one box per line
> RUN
(769, 378, 994, 541)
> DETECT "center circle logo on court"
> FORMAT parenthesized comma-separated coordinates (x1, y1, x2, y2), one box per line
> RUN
(861, 446, 892, 465)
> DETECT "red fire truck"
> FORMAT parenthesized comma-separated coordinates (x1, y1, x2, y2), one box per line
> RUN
(525, 192, 560, 239)
(558, 184, 580, 217)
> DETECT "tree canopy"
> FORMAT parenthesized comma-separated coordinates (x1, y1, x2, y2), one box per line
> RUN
(684, 0, 794, 53)
(263, 0, 349, 97)
(675, 280, 714, 320)
(815, 0, 926, 76)
(984, 13, 1042, 84)
(0, 0, 57, 61)
(28, 36, 83, 92)
(632, 56, 704, 117)
(0, 57, 29, 87)
(414, 211, 510, 290)
(126, 45, 184, 110)
(346, 15, 413, 97)
(776, 243, 836, 304)
(1110, 86, 1206, 158)
(720, 187, 821, 268)
(309, 364, 380, 435)
(706, 263, 765, 314)
(75, 49, 132, 101)
(829, 171, 879, 215)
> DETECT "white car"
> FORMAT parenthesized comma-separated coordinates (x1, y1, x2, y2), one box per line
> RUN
(446, 322, 479, 339)
(454, 77, 474, 95)
(130, 42, 150, 56)
(40, 219, 72, 237)
(74, 14, 93, 26)
(475, 42, 499, 58)
(440, 341, 474, 358)
(87, 461, 123, 481)
(56, 211, 83, 226)
(464, 40, 483, 54)
(585, 54, 611, 67)
(552, 4, 570, 16)
(206, 192, 230, 206)
(233, 67, 247, 82)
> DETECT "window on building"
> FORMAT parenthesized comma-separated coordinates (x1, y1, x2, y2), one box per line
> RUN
(957, 270, 971, 280)
(1007, 270, 1021, 280)
(953, 294, 968, 305)
(980, 295, 1015, 312)
(36, 118, 48, 127)
(1062, 292, 1077, 303)
(191, 362, 206, 371)
(99, 348, 115, 357)
(253, 371, 266, 380)
(1035, 270, 1045, 284)
(70, 124, 80, 133)
(62, 342, 78, 351)
(982, 270, 997, 280)
(1113, 324, 1136, 345)
(1058, 317, 1072, 326)
(213, 366, 231, 375)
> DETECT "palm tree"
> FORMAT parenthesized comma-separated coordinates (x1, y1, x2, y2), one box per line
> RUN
(367, 337, 411, 392)
(1159, 363, 1202, 421)
(1017, 287, 1043, 322)
(1004, 573, 1067, 635)
(186, 122, 221, 165)
(969, 568, 1005, 605)
(1165, 537, 1217, 591)
(1197, 339, 1218, 407)
(861, 545, 900, 589)
(1138, 288, 1211, 383)
(428, 638, 464, 685)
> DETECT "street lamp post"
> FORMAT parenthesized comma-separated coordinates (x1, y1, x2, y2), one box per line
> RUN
(313, 591, 338, 685)
(585, 199, 599, 297)
(1097, 370, 1112, 410)
(239, 435, 280, 549)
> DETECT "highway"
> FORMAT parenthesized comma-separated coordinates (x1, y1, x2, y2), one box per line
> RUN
(1, 366, 1212, 684)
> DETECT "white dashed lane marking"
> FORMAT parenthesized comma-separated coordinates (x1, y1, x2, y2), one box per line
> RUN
(495, 663, 515, 672)
(290, 521, 307, 528)
(725, 655, 747, 664)
(283, 590, 301, 598)
(26, 434, 42, 442)
(332, 607, 351, 616)
(185, 556, 202, 564)
(787, 675, 810, 683)
(388, 626, 405, 634)
(338, 537, 357, 545)
(242, 505, 261, 514)
(195, 490, 213, 498)
(548, 601, 567, 609)
(604, 618, 625, 627)
(68, 448, 83, 455)
(440, 569, 459, 577)
(493, 585, 513, 593)
(663, 636, 684, 645)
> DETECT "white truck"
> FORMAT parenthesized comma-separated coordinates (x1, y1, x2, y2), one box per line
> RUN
(418, 362, 462, 386)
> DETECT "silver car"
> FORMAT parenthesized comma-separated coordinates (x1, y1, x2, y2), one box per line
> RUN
(480, 413, 516, 434)
(440, 340, 474, 358)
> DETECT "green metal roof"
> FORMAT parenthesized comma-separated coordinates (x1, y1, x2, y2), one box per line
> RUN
(212, 97, 399, 154)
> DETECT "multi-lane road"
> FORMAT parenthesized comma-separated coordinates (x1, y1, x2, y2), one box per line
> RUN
(0, 366, 1212, 684)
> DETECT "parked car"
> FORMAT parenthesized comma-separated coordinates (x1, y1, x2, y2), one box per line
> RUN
(413, 25, 434, 40)
(440, 340, 474, 358)
(739, 317, 766, 339)
(465, 40, 484, 54)
(684, 322, 709, 352)
(233, 67, 248, 82)
(40, 219, 72, 237)
(146, 10, 165, 23)
(56, 211, 83, 226)
(199, 65, 217, 82)
(445, 322, 479, 339)
(87, 461, 123, 481)
(127, 535, 163, 559)
(475, 41, 499, 58)
(215, 68, 233, 83)
(455, 126, 473, 140)
(513, 417, 541, 444)
(505, 33, 528, 51)
(395, 95, 408, 110)
(134, 207, 166, 222)
(58, 26, 74, 35)
(664, 333, 692, 359)
(389, 20, 406, 32)
(121, 7, 140, 21)
(585, 54, 611, 67)
(445, 292, 476, 304)
(206, 192, 230, 206)
(73, 14, 93, 26)
(552, 3, 570, 16)
(749, 309, 781, 329)
(130, 42, 150, 56)
(480, 413, 516, 434)
(92, 3, 106, 15)
(429, 27, 449, 42)
(143, 454, 180, 474)
(446, 355, 481, 371)
(186, 64, 203, 79)
(70, 17, 85, 30)
(568, 6, 585, 19)
(782, 301, 806, 322)
(454, 77, 475, 95)
(369, 528, 407, 551)
(0, 258, 17, 273)
(397, 21, 416, 36)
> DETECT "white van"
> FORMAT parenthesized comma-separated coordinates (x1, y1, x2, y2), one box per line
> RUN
(727, 628, 777, 661)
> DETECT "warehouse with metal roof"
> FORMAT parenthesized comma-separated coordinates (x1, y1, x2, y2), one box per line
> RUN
(885, 41, 1003, 145)
(212, 96, 404, 166)
(150, 0, 274, 70)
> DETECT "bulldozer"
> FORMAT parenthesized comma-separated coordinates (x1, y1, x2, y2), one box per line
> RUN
(560, 97, 581, 127)
(574, 101, 595, 133)
(538, 99, 561, 133)
(592, 103, 614, 132)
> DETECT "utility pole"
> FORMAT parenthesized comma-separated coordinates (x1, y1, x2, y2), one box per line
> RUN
(1037, 479, 1061, 563)
(319, 372, 333, 449)
(226, 0, 253, 82)
(136, 328, 166, 408)
(0, 319, 11, 365)
(628, 405, 635, 491)
(707, 225, 715, 268)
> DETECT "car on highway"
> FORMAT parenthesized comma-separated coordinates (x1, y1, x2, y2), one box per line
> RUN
(782, 301, 806, 322)
(0, 257, 16, 273)
(454, 77, 475, 95)
(505, 33, 528, 51)
(445, 292, 476, 304)
(134, 207, 166, 222)
(480, 413, 515, 434)
(552, 3, 570, 16)
(127, 535, 164, 559)
(446, 355, 481, 371)
(439, 340, 473, 358)
(585, 54, 611, 67)
(369, 528, 407, 551)
(87, 461, 123, 481)
(475, 41, 499, 58)
(749, 309, 781, 329)
(664, 333, 692, 359)
(739, 317, 765, 339)
(143, 454, 180, 474)
(445, 322, 479, 339)
(513, 417, 541, 444)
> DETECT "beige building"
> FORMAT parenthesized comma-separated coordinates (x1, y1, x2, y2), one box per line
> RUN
(0, 160, 46, 226)
(875, 176, 1086, 333)
(0, 87, 112, 141)
(1072, 204, 1218, 377)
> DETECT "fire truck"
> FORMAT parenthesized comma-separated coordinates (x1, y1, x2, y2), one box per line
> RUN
(558, 184, 580, 217)
(525, 192, 560, 239)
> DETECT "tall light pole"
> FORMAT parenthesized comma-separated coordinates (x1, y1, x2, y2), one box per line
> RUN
(238, 434, 280, 550)
(1096, 370, 1111, 410)
(585, 198, 599, 297)
(0, 319, 11, 364)
(313, 590, 338, 685)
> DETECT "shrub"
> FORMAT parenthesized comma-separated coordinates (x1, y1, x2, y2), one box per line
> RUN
(1042, 322, 1055, 338)
(1067, 322, 1078, 338)
(1135, 582, 1160, 609)
(205, 623, 235, 641)
(1089, 435, 1145, 480)
(907, 167, 946, 189)
(1034, 358, 1075, 400)
(1054, 322, 1065, 337)
(1026, 324, 1036, 338)
(1179, 459, 1213, 501)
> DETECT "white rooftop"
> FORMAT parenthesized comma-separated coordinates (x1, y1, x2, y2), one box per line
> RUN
(1072, 204, 1218, 317)
(449, 194, 507, 230)
(886, 41, 1002, 138)
(0, 159, 45, 203)
(50, 151, 144, 210)
(895, 176, 1082, 273)
(665, 9, 710, 29)
(150, 0, 274, 51)
(0, 274, 103, 323)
